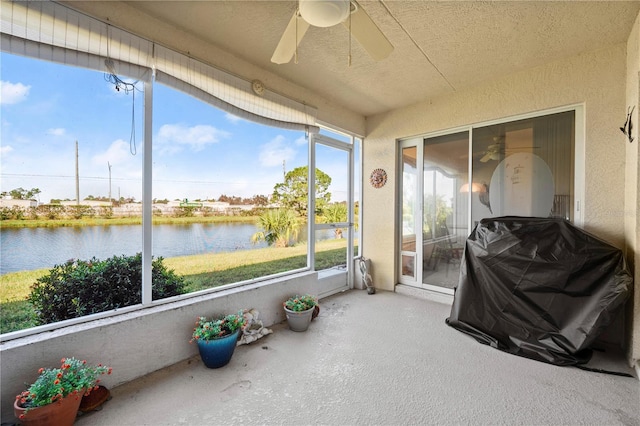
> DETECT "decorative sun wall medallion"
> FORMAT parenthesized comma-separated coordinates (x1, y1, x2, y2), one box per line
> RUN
(251, 79, 265, 96)
(370, 168, 387, 188)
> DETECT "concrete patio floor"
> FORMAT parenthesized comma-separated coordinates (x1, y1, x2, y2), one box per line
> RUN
(75, 290, 639, 425)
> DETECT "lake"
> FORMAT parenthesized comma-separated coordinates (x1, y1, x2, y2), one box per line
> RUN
(0, 223, 270, 275)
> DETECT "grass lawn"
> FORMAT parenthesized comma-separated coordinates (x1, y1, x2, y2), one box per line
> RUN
(0, 240, 351, 334)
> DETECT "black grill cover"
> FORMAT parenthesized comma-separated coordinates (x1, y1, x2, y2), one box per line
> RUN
(446, 217, 633, 365)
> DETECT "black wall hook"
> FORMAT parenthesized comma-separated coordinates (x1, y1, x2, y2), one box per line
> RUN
(620, 105, 635, 143)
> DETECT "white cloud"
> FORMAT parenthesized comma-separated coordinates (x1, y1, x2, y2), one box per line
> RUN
(0, 145, 13, 156)
(259, 135, 295, 167)
(156, 123, 230, 153)
(91, 139, 139, 173)
(47, 128, 66, 136)
(294, 135, 307, 146)
(1, 81, 31, 105)
(224, 113, 243, 124)
(79, 139, 144, 200)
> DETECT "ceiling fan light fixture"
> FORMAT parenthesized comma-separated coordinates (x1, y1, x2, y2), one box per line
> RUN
(299, 0, 350, 27)
(460, 182, 486, 193)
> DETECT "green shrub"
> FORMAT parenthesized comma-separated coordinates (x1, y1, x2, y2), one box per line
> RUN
(39, 204, 65, 220)
(28, 253, 186, 325)
(97, 206, 114, 218)
(0, 206, 26, 220)
(0, 207, 13, 220)
(27, 206, 40, 220)
(173, 206, 196, 217)
(200, 207, 213, 217)
(66, 205, 94, 219)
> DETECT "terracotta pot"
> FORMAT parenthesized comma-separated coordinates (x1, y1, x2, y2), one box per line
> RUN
(79, 385, 111, 413)
(14, 390, 84, 426)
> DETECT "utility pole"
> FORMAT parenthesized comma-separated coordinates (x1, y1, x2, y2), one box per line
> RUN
(283, 160, 286, 181)
(108, 162, 112, 205)
(75, 140, 79, 205)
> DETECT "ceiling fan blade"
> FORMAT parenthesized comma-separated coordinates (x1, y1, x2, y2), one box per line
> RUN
(342, 2, 393, 61)
(271, 12, 310, 64)
(479, 152, 493, 163)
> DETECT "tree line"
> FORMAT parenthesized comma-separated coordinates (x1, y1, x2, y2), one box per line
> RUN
(0, 187, 270, 207)
(1, 166, 350, 230)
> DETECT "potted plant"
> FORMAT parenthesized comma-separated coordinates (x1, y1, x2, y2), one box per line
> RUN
(283, 294, 318, 332)
(14, 357, 112, 426)
(190, 311, 246, 368)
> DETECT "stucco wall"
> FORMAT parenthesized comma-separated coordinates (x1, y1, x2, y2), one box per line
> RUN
(625, 12, 640, 371)
(0, 271, 344, 421)
(363, 43, 629, 294)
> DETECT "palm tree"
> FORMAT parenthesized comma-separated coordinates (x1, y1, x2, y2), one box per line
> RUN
(321, 203, 347, 239)
(251, 208, 301, 248)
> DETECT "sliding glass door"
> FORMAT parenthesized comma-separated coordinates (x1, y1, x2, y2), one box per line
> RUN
(399, 132, 469, 290)
(399, 109, 577, 292)
(422, 132, 469, 289)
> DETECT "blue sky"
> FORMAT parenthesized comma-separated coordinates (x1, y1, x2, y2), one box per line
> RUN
(1, 52, 351, 203)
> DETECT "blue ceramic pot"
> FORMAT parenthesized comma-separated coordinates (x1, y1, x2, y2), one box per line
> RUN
(196, 328, 240, 368)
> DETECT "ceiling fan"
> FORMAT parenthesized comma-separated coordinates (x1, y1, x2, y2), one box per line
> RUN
(479, 141, 502, 163)
(479, 136, 539, 162)
(271, 0, 394, 64)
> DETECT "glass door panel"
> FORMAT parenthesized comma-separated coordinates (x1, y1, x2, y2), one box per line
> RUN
(471, 111, 574, 225)
(310, 132, 354, 295)
(314, 228, 347, 271)
(401, 146, 418, 280)
(314, 144, 348, 224)
(314, 139, 349, 273)
(422, 132, 469, 289)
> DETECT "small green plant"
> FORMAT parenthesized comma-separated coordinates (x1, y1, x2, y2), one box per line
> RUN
(283, 294, 317, 312)
(15, 357, 111, 416)
(190, 311, 246, 342)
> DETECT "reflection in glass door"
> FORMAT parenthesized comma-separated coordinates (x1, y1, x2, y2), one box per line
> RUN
(399, 133, 470, 290)
(422, 133, 469, 289)
(470, 111, 575, 225)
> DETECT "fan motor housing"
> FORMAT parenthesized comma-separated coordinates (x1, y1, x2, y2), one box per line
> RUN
(299, 0, 350, 27)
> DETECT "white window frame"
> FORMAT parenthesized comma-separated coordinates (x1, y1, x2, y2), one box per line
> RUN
(0, 0, 356, 340)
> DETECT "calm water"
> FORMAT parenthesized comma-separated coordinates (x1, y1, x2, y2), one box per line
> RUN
(0, 223, 270, 275)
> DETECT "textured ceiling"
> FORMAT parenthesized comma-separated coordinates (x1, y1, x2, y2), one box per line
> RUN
(79, 1, 640, 117)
